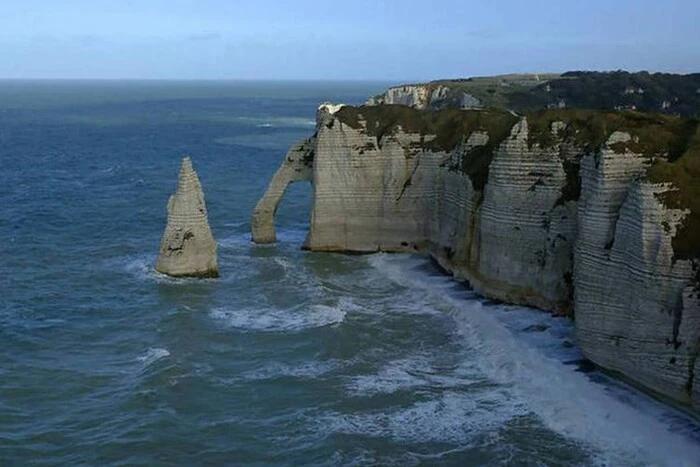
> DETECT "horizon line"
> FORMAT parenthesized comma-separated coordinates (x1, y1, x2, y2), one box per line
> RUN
(1, 69, 697, 83)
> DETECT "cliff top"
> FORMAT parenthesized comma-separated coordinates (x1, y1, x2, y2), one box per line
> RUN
(372, 71, 700, 117)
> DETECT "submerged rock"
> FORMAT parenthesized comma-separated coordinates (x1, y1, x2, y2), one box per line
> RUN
(155, 157, 219, 278)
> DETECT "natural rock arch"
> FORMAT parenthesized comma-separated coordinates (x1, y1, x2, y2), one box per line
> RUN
(251, 138, 314, 243)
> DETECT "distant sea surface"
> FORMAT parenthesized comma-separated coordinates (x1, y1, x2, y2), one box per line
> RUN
(1, 80, 699, 466)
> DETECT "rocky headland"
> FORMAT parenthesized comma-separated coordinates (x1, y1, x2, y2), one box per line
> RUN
(252, 77, 700, 413)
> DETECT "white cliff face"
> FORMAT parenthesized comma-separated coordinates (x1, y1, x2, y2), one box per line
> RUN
(318, 102, 345, 115)
(574, 136, 700, 410)
(469, 120, 578, 313)
(366, 85, 431, 108)
(155, 157, 218, 278)
(367, 84, 482, 110)
(252, 104, 699, 411)
(305, 117, 431, 251)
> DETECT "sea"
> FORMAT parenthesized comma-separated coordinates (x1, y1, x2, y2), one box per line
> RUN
(1, 80, 700, 466)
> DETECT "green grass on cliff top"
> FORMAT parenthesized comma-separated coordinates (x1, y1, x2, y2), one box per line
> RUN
(646, 120, 700, 260)
(384, 71, 700, 118)
(372, 73, 561, 110)
(335, 105, 700, 259)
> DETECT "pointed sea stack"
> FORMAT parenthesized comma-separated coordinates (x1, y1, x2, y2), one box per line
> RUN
(155, 157, 219, 278)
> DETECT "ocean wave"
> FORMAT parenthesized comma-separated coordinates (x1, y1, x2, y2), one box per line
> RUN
(121, 255, 160, 281)
(367, 253, 700, 466)
(99, 164, 122, 173)
(344, 354, 485, 397)
(345, 356, 436, 396)
(137, 347, 170, 368)
(210, 299, 351, 332)
(240, 360, 341, 382)
(314, 389, 529, 445)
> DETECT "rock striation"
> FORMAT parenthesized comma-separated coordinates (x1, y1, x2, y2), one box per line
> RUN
(253, 103, 700, 412)
(155, 157, 219, 278)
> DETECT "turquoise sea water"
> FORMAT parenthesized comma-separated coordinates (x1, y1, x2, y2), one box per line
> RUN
(1, 80, 700, 466)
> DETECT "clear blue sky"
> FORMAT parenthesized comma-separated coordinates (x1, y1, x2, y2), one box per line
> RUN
(1, 0, 698, 80)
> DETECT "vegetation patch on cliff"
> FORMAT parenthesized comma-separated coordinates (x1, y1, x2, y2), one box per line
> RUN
(511, 71, 700, 117)
(525, 109, 688, 153)
(369, 74, 559, 110)
(379, 71, 700, 117)
(646, 119, 700, 260)
(525, 110, 699, 257)
(336, 105, 518, 191)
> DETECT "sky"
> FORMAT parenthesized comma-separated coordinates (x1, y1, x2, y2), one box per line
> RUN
(1, 0, 698, 80)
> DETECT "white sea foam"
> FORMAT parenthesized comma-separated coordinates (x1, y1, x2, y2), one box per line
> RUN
(121, 255, 163, 282)
(366, 254, 700, 466)
(345, 353, 489, 397)
(120, 255, 219, 284)
(235, 116, 316, 128)
(100, 164, 122, 173)
(137, 347, 170, 367)
(346, 357, 428, 396)
(222, 220, 248, 228)
(210, 299, 352, 332)
(272, 256, 295, 273)
(241, 359, 341, 382)
(316, 389, 528, 445)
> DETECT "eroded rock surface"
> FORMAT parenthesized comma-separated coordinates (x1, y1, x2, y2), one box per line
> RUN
(155, 157, 218, 278)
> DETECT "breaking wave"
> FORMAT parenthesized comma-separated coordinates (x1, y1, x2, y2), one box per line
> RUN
(210, 300, 352, 332)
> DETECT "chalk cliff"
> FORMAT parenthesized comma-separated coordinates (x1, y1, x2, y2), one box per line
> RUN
(253, 103, 700, 411)
(367, 83, 482, 110)
(155, 157, 219, 278)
